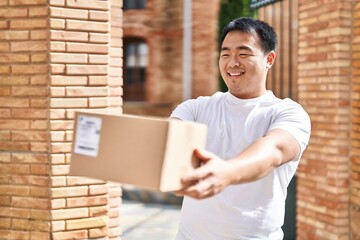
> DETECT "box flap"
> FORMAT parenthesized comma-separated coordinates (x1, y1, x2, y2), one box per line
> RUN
(160, 120, 207, 192)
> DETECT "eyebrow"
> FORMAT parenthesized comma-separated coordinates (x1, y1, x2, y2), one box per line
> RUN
(221, 46, 253, 52)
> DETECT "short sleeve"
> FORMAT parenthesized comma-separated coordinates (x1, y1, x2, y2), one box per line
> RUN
(170, 99, 197, 121)
(269, 99, 311, 159)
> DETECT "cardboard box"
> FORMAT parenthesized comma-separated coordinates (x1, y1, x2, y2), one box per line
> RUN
(70, 111, 207, 192)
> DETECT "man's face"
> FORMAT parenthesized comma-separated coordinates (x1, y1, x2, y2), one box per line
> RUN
(219, 30, 275, 99)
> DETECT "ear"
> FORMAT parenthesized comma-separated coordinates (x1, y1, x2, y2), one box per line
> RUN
(266, 51, 276, 68)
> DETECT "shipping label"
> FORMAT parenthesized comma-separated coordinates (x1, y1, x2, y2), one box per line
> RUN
(74, 115, 102, 157)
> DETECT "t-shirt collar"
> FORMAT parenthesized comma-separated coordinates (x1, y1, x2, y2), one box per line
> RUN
(225, 90, 275, 106)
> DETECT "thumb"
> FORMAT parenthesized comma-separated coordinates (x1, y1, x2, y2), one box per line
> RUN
(192, 148, 212, 166)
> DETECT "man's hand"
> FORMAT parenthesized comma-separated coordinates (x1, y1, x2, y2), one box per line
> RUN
(175, 149, 234, 199)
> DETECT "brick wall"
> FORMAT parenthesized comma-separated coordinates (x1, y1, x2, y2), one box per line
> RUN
(0, 0, 122, 239)
(0, 0, 51, 239)
(297, 0, 353, 239)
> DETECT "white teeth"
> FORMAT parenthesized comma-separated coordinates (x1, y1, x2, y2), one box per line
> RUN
(228, 72, 243, 76)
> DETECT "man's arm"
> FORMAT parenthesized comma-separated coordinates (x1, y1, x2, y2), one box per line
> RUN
(175, 128, 300, 199)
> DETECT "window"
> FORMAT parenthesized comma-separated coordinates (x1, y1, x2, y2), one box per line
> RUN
(123, 38, 148, 101)
(123, 0, 146, 10)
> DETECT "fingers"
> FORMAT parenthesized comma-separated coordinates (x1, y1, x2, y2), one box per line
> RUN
(183, 149, 215, 182)
(176, 177, 218, 199)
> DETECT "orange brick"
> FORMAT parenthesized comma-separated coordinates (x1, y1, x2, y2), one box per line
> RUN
(30, 164, 49, 175)
(50, 109, 66, 119)
(29, 6, 48, 17)
(12, 218, 50, 231)
(12, 64, 48, 74)
(0, 207, 30, 218)
(0, 185, 30, 196)
(11, 175, 49, 186)
(9, 0, 47, 5)
(89, 226, 108, 238)
(51, 76, 87, 86)
(31, 53, 48, 62)
(89, 32, 109, 43)
(89, 185, 108, 195)
(30, 30, 48, 40)
(50, 53, 88, 64)
(89, 97, 108, 107)
(51, 199, 66, 209)
(51, 186, 88, 198)
(66, 196, 108, 208)
(30, 231, 50, 240)
(0, 20, 8, 30)
(12, 86, 48, 96)
(52, 208, 88, 220)
(50, 98, 87, 108)
(51, 175, 66, 186)
(50, 87, 65, 97)
(0, 53, 30, 63)
(52, 229, 87, 240)
(10, 19, 47, 29)
(50, 41, 66, 51)
(51, 164, 70, 175)
(50, 18, 65, 29)
(66, 216, 107, 230)
(66, 64, 107, 75)
(31, 120, 48, 130)
(51, 63, 66, 74)
(89, 76, 108, 85)
(0, 218, 11, 228)
(50, 120, 74, 130)
(89, 206, 108, 217)
(67, 42, 108, 54)
(50, 7, 88, 19)
(0, 30, 29, 40)
(11, 153, 48, 164)
(89, 10, 110, 21)
(0, 119, 30, 130)
(31, 142, 49, 152)
(89, 54, 108, 64)
(12, 109, 48, 119)
(0, 8, 27, 18)
(50, 30, 88, 42)
(66, 87, 108, 96)
(51, 142, 72, 153)
(67, 0, 109, 10)
(30, 186, 49, 197)
(50, 0, 65, 7)
(12, 196, 50, 209)
(0, 152, 11, 162)
(67, 177, 104, 186)
(0, 65, 10, 74)
(51, 131, 65, 141)
(52, 220, 66, 231)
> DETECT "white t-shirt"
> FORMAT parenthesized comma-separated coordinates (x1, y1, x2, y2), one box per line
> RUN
(171, 91, 311, 240)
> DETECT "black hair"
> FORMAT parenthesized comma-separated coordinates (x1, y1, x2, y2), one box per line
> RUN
(220, 17, 277, 53)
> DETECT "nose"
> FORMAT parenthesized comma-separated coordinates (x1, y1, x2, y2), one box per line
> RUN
(228, 55, 240, 68)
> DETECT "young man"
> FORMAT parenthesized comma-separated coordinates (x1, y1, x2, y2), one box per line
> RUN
(171, 17, 311, 239)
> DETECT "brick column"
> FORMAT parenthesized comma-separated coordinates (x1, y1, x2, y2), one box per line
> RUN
(297, 1, 352, 239)
(352, 0, 360, 239)
(0, 0, 122, 239)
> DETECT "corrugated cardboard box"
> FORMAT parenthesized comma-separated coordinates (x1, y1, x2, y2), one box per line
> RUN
(70, 111, 207, 192)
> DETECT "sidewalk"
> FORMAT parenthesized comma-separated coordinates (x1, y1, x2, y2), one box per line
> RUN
(121, 200, 181, 240)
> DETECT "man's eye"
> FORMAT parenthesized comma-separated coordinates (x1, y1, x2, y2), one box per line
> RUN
(239, 53, 250, 57)
(221, 54, 229, 57)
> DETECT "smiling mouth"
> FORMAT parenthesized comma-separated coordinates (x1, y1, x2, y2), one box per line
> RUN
(227, 71, 245, 77)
